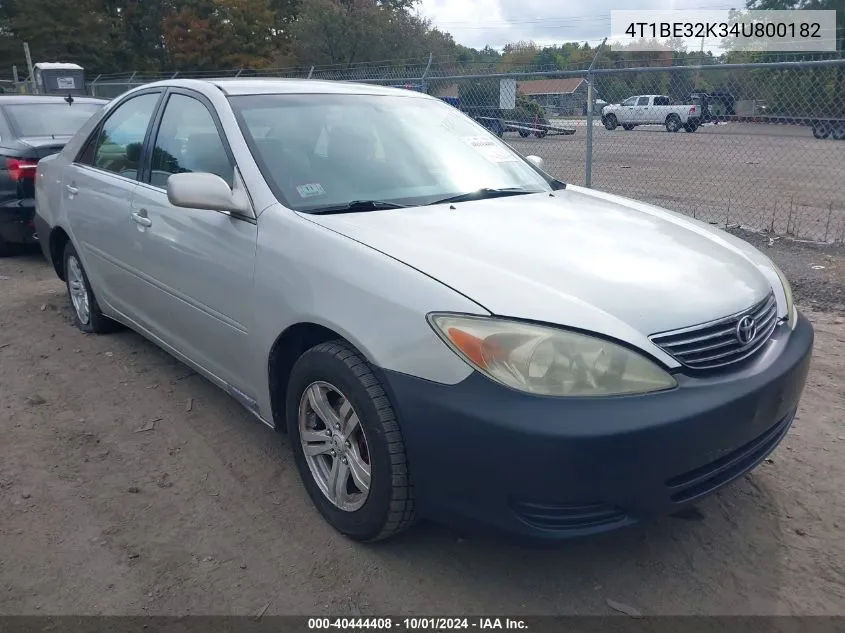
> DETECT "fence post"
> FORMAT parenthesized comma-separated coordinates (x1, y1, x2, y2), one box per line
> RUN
(307, 66, 314, 79)
(584, 38, 606, 189)
(89, 73, 101, 97)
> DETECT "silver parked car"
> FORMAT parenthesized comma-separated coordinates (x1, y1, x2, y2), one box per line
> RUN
(34, 79, 813, 543)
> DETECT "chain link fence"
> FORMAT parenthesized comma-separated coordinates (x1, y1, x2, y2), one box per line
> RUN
(7, 57, 845, 243)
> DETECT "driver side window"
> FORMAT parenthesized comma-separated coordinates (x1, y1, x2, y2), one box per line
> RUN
(622, 97, 637, 107)
(149, 93, 234, 189)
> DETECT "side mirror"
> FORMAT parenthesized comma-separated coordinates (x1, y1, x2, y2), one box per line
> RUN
(166, 172, 253, 216)
(526, 155, 545, 171)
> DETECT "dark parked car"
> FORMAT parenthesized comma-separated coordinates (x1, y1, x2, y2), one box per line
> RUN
(0, 95, 106, 255)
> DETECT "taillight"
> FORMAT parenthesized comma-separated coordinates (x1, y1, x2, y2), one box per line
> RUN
(5, 158, 38, 182)
(689, 106, 697, 114)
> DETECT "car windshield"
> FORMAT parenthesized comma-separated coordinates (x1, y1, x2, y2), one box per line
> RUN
(229, 93, 554, 212)
(2, 103, 103, 138)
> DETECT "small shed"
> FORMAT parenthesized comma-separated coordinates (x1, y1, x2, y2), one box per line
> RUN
(33, 62, 86, 96)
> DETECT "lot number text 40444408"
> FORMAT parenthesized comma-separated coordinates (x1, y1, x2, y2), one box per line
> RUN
(307, 617, 529, 630)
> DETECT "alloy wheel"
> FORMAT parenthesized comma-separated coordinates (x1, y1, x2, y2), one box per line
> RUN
(298, 381, 372, 512)
(67, 255, 91, 325)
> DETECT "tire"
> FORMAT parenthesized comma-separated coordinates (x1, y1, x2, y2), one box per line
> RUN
(518, 130, 530, 138)
(603, 114, 618, 130)
(286, 340, 415, 542)
(63, 242, 120, 334)
(535, 130, 547, 138)
(665, 115, 681, 132)
(683, 122, 699, 133)
(812, 121, 831, 139)
(832, 123, 845, 141)
(622, 124, 634, 131)
(0, 235, 10, 258)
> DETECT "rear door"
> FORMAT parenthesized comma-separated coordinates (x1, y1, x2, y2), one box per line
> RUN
(62, 90, 163, 321)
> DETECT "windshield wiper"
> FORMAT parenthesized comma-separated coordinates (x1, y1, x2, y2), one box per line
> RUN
(306, 200, 410, 215)
(426, 187, 538, 206)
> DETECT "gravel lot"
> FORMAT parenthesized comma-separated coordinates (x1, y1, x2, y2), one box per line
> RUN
(509, 123, 845, 243)
(1, 234, 845, 617)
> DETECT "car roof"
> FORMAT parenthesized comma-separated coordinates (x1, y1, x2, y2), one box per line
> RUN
(141, 77, 432, 98)
(0, 95, 108, 105)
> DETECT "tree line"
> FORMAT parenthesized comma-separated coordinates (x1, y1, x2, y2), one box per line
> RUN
(0, 0, 841, 116)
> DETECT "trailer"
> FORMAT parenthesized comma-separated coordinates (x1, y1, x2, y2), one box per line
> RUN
(710, 113, 845, 140)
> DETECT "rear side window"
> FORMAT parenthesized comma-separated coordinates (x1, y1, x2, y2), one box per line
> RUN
(654, 96, 671, 106)
(80, 92, 160, 181)
(637, 96, 650, 106)
(2, 103, 103, 137)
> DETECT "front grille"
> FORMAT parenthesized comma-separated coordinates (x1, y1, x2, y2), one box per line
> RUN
(666, 408, 795, 504)
(650, 292, 779, 370)
(511, 500, 629, 531)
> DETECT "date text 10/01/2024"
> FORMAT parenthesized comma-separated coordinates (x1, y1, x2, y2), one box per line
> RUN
(624, 21, 822, 39)
(307, 618, 529, 630)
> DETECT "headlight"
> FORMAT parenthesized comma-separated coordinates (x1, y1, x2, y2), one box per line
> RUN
(428, 314, 677, 397)
(773, 264, 796, 328)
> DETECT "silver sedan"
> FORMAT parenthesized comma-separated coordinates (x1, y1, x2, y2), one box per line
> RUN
(34, 79, 812, 543)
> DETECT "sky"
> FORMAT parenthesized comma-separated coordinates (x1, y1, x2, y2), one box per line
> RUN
(416, 0, 744, 51)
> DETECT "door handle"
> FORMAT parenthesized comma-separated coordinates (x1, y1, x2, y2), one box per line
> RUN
(65, 184, 79, 196)
(131, 210, 152, 227)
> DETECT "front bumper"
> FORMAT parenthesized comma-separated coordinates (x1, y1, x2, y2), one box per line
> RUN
(380, 314, 813, 541)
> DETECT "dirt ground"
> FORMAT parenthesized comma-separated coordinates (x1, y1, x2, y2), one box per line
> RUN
(1, 237, 845, 617)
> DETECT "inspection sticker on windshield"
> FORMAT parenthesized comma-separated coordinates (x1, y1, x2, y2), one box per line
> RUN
(296, 183, 326, 198)
(463, 136, 517, 162)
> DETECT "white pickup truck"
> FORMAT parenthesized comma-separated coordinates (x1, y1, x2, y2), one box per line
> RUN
(601, 95, 701, 133)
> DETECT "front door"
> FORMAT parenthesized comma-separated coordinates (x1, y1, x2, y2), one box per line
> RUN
(125, 90, 258, 393)
(634, 95, 652, 124)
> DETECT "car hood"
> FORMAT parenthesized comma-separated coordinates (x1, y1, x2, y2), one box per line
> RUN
(303, 185, 777, 338)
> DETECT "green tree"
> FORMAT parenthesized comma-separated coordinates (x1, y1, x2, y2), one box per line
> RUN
(744, 0, 845, 115)
(162, 0, 277, 70)
(289, 0, 453, 67)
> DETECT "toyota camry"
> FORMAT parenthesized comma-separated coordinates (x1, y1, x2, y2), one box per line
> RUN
(34, 79, 813, 542)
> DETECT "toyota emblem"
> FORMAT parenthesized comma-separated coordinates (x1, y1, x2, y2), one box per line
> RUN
(736, 315, 757, 345)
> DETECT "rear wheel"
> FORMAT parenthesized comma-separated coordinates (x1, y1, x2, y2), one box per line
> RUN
(519, 130, 530, 138)
(603, 114, 618, 130)
(665, 114, 682, 132)
(812, 121, 831, 139)
(683, 121, 699, 133)
(832, 123, 845, 141)
(622, 124, 635, 131)
(534, 130, 547, 138)
(286, 340, 415, 542)
(63, 242, 120, 334)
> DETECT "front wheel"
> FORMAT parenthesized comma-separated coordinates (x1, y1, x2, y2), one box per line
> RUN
(832, 123, 845, 141)
(286, 340, 416, 542)
(622, 124, 635, 131)
(683, 121, 699, 133)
